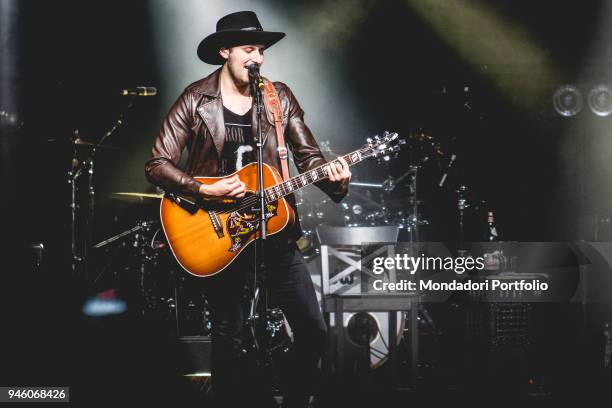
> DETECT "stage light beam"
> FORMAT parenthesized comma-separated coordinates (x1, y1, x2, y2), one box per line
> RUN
(405, 0, 560, 115)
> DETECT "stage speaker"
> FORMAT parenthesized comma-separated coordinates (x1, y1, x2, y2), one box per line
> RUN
(179, 335, 212, 375)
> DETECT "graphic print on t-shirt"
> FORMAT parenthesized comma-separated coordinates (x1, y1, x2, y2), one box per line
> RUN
(219, 106, 254, 176)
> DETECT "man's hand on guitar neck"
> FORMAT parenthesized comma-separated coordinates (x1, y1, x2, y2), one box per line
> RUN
(327, 156, 351, 190)
(198, 175, 246, 200)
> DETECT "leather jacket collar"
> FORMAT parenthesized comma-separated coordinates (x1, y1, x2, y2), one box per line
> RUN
(194, 68, 272, 156)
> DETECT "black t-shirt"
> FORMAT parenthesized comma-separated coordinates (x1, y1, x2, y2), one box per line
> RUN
(218, 106, 254, 176)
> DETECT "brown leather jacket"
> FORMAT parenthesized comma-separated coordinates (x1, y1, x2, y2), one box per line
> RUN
(145, 68, 347, 241)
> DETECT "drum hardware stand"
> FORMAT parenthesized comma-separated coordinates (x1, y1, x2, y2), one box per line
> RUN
(456, 184, 469, 254)
(92, 219, 159, 250)
(67, 129, 96, 280)
(384, 165, 418, 193)
(406, 166, 419, 243)
(378, 166, 421, 242)
(67, 97, 136, 280)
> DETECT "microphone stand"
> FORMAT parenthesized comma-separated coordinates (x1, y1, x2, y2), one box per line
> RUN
(247, 72, 269, 357)
(245, 68, 290, 392)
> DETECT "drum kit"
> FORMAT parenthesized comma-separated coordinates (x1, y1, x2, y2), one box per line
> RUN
(92, 194, 213, 337)
(53, 76, 499, 382)
(94, 128, 446, 255)
(86, 127, 490, 372)
(295, 129, 441, 258)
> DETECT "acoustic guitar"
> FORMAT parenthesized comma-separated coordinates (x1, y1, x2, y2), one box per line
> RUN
(160, 132, 404, 277)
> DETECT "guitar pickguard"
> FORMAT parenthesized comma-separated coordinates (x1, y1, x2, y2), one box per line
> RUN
(226, 203, 278, 252)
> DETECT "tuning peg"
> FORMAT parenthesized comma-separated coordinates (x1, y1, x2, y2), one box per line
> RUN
(366, 137, 373, 143)
(374, 135, 380, 141)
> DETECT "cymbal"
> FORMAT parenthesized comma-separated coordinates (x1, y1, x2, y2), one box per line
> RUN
(46, 138, 118, 150)
(349, 181, 384, 188)
(110, 192, 164, 200)
(74, 139, 119, 150)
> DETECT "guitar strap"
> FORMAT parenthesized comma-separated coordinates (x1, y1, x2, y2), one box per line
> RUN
(262, 79, 290, 181)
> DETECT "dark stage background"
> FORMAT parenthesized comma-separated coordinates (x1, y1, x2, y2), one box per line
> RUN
(3, 0, 612, 405)
(6, 0, 612, 259)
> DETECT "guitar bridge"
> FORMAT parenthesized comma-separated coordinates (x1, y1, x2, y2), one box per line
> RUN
(208, 211, 224, 238)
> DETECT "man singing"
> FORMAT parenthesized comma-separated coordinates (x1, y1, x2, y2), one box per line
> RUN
(145, 10, 350, 408)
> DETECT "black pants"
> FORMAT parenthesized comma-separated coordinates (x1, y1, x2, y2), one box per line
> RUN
(205, 240, 327, 408)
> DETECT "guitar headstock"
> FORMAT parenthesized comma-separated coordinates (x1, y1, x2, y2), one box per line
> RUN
(363, 131, 405, 161)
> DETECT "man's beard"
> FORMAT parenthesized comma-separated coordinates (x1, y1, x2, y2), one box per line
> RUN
(228, 60, 249, 88)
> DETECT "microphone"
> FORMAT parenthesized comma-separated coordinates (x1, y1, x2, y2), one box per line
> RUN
(438, 154, 456, 187)
(247, 64, 264, 89)
(121, 86, 157, 96)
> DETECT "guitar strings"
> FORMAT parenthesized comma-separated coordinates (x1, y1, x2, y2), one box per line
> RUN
(216, 147, 375, 215)
(224, 147, 377, 214)
(219, 153, 361, 214)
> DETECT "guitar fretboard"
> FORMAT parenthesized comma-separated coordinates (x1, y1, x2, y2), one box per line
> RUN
(263, 148, 369, 203)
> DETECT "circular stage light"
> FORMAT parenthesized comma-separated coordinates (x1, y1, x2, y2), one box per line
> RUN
(588, 85, 612, 117)
(553, 85, 583, 117)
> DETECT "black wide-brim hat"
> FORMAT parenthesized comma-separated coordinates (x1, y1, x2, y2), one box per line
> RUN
(197, 11, 285, 65)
